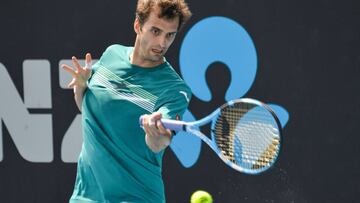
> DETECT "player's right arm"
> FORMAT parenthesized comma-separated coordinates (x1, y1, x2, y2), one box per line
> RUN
(61, 53, 92, 112)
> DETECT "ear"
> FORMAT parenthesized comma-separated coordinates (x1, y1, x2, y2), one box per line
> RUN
(134, 18, 140, 34)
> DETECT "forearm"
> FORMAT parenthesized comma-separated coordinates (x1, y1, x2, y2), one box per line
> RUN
(145, 133, 171, 153)
(74, 86, 87, 112)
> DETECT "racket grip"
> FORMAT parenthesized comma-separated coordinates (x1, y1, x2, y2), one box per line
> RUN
(139, 116, 185, 132)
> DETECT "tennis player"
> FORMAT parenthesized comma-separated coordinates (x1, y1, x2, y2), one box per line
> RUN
(62, 0, 192, 202)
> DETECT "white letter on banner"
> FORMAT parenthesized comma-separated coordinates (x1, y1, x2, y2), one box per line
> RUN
(0, 62, 53, 162)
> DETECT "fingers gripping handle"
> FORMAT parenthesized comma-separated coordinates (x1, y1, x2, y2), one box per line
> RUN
(139, 116, 186, 132)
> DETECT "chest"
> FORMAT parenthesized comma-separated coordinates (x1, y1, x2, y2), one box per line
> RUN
(88, 65, 170, 115)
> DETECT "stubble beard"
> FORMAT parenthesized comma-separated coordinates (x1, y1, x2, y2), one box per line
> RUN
(145, 48, 165, 64)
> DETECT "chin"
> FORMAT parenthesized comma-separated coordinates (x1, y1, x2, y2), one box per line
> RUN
(149, 55, 163, 62)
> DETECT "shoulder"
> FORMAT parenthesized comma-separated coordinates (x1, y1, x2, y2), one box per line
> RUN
(102, 44, 132, 58)
(161, 63, 184, 81)
(95, 44, 133, 71)
(161, 64, 192, 101)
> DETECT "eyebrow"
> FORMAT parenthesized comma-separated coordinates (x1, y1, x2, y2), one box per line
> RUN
(151, 26, 177, 35)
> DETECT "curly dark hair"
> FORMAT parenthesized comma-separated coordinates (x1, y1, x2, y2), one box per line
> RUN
(136, 0, 192, 30)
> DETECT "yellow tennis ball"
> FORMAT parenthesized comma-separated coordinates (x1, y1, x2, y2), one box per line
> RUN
(190, 190, 213, 203)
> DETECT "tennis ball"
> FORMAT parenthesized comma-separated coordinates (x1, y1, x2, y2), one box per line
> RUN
(190, 190, 213, 203)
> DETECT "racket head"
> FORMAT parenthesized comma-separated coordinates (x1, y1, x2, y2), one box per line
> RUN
(210, 98, 282, 174)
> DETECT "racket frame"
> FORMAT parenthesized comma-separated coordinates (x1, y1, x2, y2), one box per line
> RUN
(141, 98, 283, 174)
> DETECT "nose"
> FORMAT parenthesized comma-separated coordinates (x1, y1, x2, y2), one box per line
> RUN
(159, 36, 167, 49)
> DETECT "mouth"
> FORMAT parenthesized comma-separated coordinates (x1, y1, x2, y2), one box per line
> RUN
(151, 49, 163, 55)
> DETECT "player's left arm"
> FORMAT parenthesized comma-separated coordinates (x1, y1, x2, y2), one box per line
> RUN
(142, 86, 191, 153)
(142, 112, 172, 153)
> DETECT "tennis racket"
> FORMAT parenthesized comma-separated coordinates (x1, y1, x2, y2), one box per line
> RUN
(139, 98, 282, 174)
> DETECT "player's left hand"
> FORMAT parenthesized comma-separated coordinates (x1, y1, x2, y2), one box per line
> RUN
(141, 112, 172, 153)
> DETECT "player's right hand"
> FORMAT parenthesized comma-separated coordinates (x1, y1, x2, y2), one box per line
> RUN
(61, 53, 92, 93)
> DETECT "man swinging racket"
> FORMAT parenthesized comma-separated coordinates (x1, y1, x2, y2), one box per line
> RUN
(62, 0, 192, 202)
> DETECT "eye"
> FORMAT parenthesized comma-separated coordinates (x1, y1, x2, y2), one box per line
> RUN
(151, 28, 160, 35)
(167, 32, 176, 38)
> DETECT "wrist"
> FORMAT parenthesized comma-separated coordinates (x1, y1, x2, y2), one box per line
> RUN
(145, 134, 169, 153)
(76, 82, 88, 93)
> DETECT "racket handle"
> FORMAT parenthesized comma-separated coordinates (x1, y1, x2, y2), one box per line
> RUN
(139, 116, 186, 132)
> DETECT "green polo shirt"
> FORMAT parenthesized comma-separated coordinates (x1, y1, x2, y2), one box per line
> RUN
(70, 44, 191, 203)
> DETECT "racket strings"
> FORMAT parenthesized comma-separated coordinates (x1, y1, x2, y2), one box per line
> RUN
(252, 138, 280, 169)
(213, 103, 280, 171)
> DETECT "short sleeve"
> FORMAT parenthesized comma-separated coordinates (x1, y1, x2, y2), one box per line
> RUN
(156, 86, 191, 121)
(87, 45, 116, 82)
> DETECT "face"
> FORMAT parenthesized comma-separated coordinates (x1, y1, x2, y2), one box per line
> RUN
(134, 6, 179, 67)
